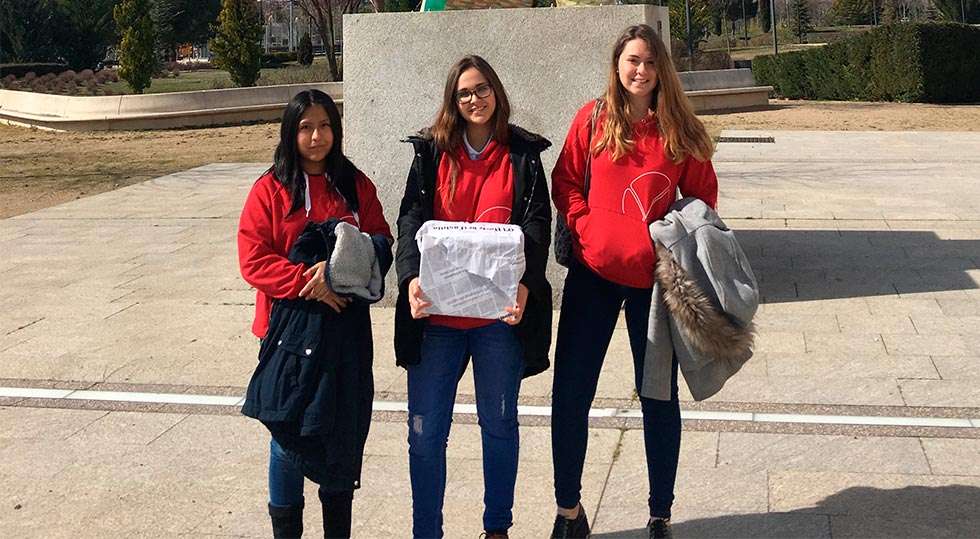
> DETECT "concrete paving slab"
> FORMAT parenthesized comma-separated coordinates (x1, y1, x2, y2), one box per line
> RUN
(66, 410, 187, 446)
(717, 432, 931, 474)
(882, 334, 975, 356)
(592, 509, 832, 539)
(919, 438, 980, 476)
(691, 374, 905, 407)
(899, 380, 980, 408)
(768, 471, 980, 517)
(835, 313, 917, 334)
(929, 356, 980, 380)
(829, 514, 980, 538)
(763, 354, 939, 380)
(0, 406, 106, 440)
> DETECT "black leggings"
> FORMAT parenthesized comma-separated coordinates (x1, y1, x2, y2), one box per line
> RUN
(551, 259, 681, 519)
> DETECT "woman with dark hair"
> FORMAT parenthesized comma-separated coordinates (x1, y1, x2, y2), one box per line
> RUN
(238, 89, 392, 538)
(549, 25, 719, 539)
(394, 55, 553, 539)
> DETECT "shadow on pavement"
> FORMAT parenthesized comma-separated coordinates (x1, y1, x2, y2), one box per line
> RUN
(593, 484, 980, 538)
(737, 230, 980, 303)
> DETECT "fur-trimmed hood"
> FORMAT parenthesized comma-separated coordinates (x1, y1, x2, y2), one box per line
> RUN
(642, 197, 759, 402)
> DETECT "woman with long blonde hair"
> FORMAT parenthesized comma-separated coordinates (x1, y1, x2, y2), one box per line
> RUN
(549, 25, 718, 539)
(394, 55, 553, 538)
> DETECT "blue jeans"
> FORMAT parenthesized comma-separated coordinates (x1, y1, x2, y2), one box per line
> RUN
(551, 259, 681, 519)
(269, 437, 305, 508)
(407, 322, 524, 538)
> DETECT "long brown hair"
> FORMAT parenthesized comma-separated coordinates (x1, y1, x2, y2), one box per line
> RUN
(594, 24, 713, 164)
(431, 55, 511, 196)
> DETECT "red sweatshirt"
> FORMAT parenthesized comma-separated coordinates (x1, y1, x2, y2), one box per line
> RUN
(552, 101, 719, 289)
(238, 169, 392, 338)
(429, 140, 514, 329)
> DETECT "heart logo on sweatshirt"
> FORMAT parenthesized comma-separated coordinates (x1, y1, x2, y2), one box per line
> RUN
(621, 171, 673, 221)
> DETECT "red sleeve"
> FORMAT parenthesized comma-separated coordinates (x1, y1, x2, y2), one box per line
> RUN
(237, 177, 308, 299)
(355, 172, 393, 240)
(679, 155, 719, 210)
(551, 102, 597, 238)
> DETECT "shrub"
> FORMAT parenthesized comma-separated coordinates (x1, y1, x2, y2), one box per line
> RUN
(210, 0, 264, 87)
(79, 69, 95, 80)
(753, 22, 980, 103)
(257, 63, 331, 86)
(0, 63, 68, 78)
(114, 0, 157, 93)
(262, 51, 298, 68)
(298, 33, 314, 66)
(179, 60, 215, 71)
(23, 72, 37, 82)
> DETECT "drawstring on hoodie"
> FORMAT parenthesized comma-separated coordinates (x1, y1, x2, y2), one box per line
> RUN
(303, 171, 359, 226)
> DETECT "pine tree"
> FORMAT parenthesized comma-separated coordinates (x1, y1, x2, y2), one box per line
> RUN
(298, 33, 314, 66)
(791, 0, 813, 43)
(114, 0, 156, 93)
(829, 0, 874, 24)
(209, 0, 263, 87)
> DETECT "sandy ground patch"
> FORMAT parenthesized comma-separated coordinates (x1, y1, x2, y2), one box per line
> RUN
(2, 100, 979, 218)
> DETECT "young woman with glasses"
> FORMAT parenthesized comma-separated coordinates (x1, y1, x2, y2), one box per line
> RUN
(549, 25, 719, 539)
(393, 55, 553, 539)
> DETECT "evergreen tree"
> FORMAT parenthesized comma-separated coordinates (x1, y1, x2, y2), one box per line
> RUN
(57, 0, 120, 69)
(669, 0, 713, 51)
(209, 0, 263, 87)
(114, 0, 157, 93)
(829, 0, 874, 24)
(790, 0, 813, 43)
(298, 33, 314, 66)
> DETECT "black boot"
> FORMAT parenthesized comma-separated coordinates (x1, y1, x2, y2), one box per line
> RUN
(318, 489, 353, 539)
(269, 502, 304, 538)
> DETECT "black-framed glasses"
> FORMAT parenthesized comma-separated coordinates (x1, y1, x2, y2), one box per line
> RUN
(456, 84, 493, 103)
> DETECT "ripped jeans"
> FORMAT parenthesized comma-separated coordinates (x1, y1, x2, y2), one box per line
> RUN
(407, 321, 524, 538)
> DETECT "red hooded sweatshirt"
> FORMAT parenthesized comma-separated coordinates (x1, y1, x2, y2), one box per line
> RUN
(429, 139, 514, 329)
(552, 101, 719, 289)
(238, 169, 392, 338)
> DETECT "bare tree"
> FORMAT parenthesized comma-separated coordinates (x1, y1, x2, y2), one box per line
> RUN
(298, 0, 361, 81)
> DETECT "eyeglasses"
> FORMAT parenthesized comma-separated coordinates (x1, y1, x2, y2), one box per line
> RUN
(456, 84, 493, 103)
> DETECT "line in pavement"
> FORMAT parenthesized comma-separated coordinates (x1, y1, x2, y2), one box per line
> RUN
(1, 386, 977, 430)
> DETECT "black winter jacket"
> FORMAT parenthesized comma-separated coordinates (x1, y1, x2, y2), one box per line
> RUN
(242, 220, 392, 491)
(394, 125, 553, 377)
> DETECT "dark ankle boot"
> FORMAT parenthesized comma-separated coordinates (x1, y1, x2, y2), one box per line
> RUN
(268, 502, 304, 538)
(318, 489, 353, 539)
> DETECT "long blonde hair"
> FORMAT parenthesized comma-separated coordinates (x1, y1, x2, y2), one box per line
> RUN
(593, 24, 713, 164)
(430, 55, 511, 197)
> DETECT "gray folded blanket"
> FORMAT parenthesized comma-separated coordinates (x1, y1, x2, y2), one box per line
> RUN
(328, 221, 384, 302)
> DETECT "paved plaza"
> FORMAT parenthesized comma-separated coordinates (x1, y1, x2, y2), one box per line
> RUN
(1, 131, 978, 537)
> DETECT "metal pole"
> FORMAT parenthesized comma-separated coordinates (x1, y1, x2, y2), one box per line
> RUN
(770, 0, 778, 55)
(962, 0, 967, 22)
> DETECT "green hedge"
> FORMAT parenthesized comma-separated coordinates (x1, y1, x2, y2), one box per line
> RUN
(753, 23, 980, 103)
(262, 52, 298, 68)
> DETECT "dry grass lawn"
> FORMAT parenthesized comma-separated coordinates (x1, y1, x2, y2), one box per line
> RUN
(2, 99, 979, 218)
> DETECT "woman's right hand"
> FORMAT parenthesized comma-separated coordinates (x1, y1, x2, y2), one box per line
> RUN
(408, 277, 431, 319)
(299, 261, 349, 313)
